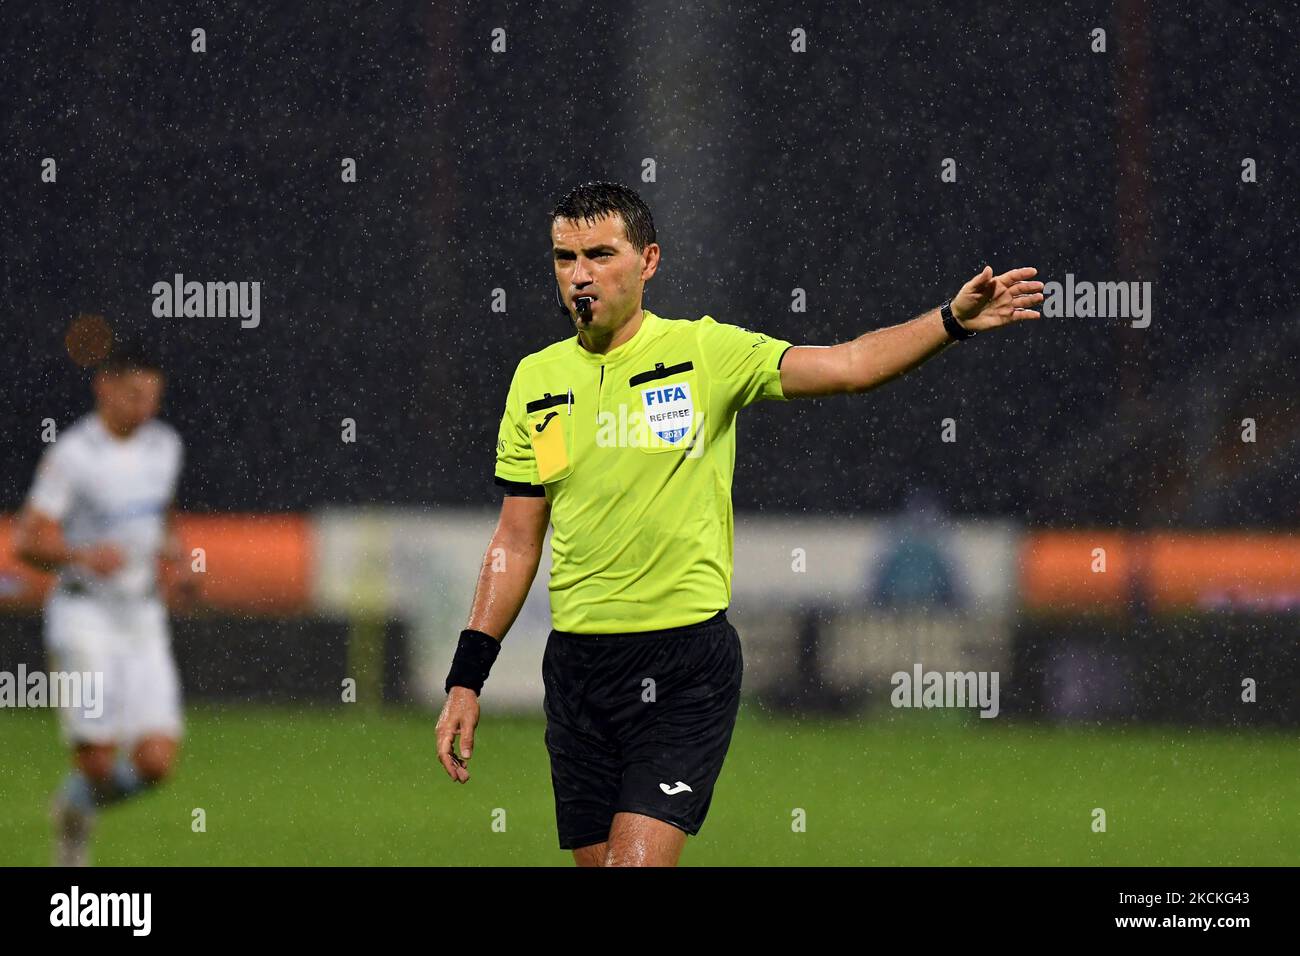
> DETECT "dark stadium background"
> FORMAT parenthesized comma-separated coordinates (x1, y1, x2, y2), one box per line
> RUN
(3, 0, 1296, 525)
(1, 1, 1299, 870)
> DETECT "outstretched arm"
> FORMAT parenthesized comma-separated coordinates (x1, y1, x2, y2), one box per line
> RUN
(779, 266, 1044, 399)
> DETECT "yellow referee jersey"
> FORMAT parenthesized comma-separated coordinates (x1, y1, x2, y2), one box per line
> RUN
(494, 309, 794, 633)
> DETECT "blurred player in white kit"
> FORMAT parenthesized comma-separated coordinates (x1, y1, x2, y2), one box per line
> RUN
(13, 340, 195, 866)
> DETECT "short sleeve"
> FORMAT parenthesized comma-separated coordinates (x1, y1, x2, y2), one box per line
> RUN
(493, 364, 545, 496)
(26, 440, 76, 521)
(696, 315, 795, 410)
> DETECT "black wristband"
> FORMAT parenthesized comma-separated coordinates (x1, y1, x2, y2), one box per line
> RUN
(941, 300, 976, 340)
(445, 629, 502, 695)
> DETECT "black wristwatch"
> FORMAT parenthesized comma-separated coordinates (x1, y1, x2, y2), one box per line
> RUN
(941, 300, 976, 340)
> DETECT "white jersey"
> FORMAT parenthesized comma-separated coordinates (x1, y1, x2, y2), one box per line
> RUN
(26, 413, 183, 602)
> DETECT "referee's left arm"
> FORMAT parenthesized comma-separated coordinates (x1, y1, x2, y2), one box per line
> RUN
(779, 265, 1043, 398)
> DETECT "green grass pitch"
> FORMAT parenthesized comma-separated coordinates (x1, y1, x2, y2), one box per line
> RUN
(1, 704, 1296, 866)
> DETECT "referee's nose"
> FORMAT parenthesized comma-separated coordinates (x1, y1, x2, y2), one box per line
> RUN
(571, 256, 595, 293)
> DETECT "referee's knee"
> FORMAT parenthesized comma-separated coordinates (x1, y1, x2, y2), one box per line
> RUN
(571, 843, 607, 867)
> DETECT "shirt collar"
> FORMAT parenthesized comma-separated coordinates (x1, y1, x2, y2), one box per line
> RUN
(88, 412, 141, 445)
(571, 309, 660, 365)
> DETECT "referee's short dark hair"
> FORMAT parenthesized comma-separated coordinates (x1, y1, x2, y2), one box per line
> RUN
(551, 181, 657, 252)
(99, 337, 165, 376)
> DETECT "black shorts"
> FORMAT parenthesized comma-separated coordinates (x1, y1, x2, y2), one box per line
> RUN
(542, 608, 744, 851)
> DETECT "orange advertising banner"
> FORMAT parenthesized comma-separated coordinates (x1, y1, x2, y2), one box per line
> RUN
(1021, 531, 1300, 611)
(0, 514, 313, 614)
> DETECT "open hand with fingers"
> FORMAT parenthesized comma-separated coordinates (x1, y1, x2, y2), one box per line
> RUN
(950, 266, 1045, 332)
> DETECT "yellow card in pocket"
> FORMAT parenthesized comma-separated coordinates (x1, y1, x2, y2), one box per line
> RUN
(531, 412, 569, 482)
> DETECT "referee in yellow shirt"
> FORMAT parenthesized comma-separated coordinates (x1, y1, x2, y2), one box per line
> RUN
(437, 182, 1043, 866)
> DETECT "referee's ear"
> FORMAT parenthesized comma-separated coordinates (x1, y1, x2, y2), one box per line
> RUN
(639, 242, 661, 281)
